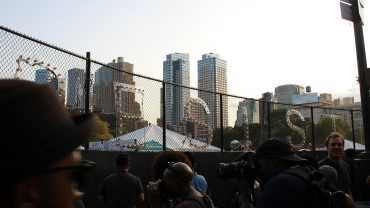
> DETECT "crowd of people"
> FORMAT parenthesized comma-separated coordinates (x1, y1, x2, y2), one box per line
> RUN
(1, 79, 370, 208)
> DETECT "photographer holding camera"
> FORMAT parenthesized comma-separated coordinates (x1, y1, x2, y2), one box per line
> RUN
(220, 138, 311, 208)
(148, 162, 214, 208)
(219, 151, 259, 208)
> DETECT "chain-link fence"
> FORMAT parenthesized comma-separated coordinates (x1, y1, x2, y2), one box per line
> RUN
(0, 25, 364, 152)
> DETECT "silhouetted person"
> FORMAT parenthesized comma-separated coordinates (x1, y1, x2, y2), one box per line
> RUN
(100, 153, 144, 208)
(0, 79, 97, 208)
(162, 162, 214, 208)
(319, 165, 356, 208)
(147, 151, 193, 208)
(245, 138, 311, 208)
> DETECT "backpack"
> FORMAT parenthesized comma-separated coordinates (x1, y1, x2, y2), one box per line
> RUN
(284, 167, 347, 208)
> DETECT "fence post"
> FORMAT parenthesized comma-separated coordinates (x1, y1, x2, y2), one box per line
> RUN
(351, 110, 356, 150)
(162, 82, 166, 151)
(85, 52, 91, 113)
(84, 52, 91, 150)
(267, 102, 271, 138)
(220, 94, 224, 152)
(310, 107, 316, 151)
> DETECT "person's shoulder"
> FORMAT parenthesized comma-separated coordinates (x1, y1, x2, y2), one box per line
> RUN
(125, 172, 143, 182)
(193, 173, 206, 181)
(339, 159, 350, 168)
(276, 172, 307, 183)
(318, 157, 329, 166)
(265, 172, 307, 191)
(176, 200, 194, 208)
(102, 172, 117, 181)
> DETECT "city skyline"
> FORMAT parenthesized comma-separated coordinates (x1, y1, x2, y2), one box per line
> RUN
(2, 0, 369, 102)
(36, 55, 362, 134)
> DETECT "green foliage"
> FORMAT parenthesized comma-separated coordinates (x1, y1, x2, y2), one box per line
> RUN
(212, 126, 241, 151)
(314, 117, 351, 147)
(212, 123, 268, 150)
(90, 117, 113, 141)
(211, 108, 354, 151)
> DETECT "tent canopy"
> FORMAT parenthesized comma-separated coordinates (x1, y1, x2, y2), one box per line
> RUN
(89, 124, 220, 152)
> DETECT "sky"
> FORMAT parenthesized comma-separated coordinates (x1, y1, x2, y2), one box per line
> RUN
(1, 0, 370, 102)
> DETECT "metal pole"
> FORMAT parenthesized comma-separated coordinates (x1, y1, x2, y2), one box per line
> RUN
(351, 0, 370, 201)
(162, 83, 166, 151)
(352, 0, 370, 150)
(85, 52, 91, 114)
(267, 102, 271, 138)
(220, 94, 224, 152)
(310, 107, 316, 151)
(83, 52, 91, 150)
(351, 110, 356, 150)
(260, 101, 265, 146)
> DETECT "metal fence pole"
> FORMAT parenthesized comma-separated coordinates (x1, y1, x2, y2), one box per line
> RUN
(83, 52, 91, 150)
(85, 52, 91, 114)
(351, 110, 356, 150)
(267, 102, 271, 138)
(310, 107, 316, 151)
(220, 94, 224, 152)
(162, 82, 166, 151)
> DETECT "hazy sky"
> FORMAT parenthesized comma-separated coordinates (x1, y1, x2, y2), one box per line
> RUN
(1, 0, 369, 101)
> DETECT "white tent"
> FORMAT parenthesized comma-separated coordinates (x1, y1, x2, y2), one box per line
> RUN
(89, 124, 220, 152)
(344, 139, 365, 150)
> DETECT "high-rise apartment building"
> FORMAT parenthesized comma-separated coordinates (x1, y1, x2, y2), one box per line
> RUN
(274, 84, 305, 108)
(235, 99, 259, 127)
(259, 92, 277, 125)
(198, 53, 228, 128)
(66, 68, 85, 109)
(163, 53, 190, 125)
(93, 57, 139, 115)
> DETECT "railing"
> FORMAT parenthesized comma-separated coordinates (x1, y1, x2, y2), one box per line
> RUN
(0, 25, 364, 152)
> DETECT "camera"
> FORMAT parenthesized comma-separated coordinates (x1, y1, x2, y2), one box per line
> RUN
(218, 151, 257, 179)
(148, 179, 166, 193)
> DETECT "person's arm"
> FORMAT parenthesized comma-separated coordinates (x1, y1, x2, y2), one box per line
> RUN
(136, 178, 145, 204)
(137, 192, 144, 203)
(366, 175, 370, 186)
(345, 193, 356, 208)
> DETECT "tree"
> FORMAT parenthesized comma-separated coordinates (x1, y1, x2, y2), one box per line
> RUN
(212, 124, 266, 151)
(314, 117, 351, 148)
(90, 117, 113, 141)
(269, 108, 313, 149)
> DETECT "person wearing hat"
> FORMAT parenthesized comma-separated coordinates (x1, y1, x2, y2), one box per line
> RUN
(0, 79, 97, 208)
(252, 138, 310, 208)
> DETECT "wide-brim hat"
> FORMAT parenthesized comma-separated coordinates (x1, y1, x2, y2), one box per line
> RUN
(255, 138, 306, 162)
(0, 79, 96, 176)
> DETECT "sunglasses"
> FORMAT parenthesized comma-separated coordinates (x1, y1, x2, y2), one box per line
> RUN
(31, 160, 96, 190)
